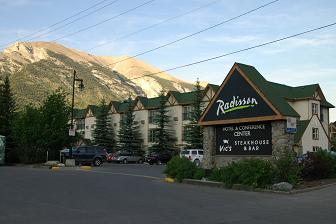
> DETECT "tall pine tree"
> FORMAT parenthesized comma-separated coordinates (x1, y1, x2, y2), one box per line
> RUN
(185, 79, 204, 149)
(93, 99, 115, 150)
(117, 98, 143, 153)
(0, 76, 16, 162)
(150, 91, 176, 153)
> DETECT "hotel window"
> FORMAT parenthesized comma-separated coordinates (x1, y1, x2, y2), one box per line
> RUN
(182, 126, 192, 141)
(183, 106, 192, 121)
(77, 119, 85, 130)
(149, 110, 159, 124)
(312, 128, 319, 140)
(312, 103, 318, 115)
(148, 129, 156, 143)
(312, 146, 321, 152)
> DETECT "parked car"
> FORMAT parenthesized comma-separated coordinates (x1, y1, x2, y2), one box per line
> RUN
(110, 150, 144, 164)
(107, 153, 113, 163)
(146, 151, 173, 165)
(62, 146, 107, 166)
(180, 149, 203, 166)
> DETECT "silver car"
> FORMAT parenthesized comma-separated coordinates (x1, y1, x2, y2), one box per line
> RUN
(112, 150, 144, 164)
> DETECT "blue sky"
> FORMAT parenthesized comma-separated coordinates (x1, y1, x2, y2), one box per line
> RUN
(0, 0, 335, 121)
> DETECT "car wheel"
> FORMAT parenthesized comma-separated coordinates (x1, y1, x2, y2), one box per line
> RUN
(194, 159, 200, 167)
(123, 159, 128, 164)
(93, 158, 102, 167)
(138, 159, 143, 164)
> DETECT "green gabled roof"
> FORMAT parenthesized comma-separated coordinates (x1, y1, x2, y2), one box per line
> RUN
(267, 81, 334, 109)
(110, 101, 121, 111)
(87, 105, 100, 117)
(208, 84, 220, 91)
(236, 63, 300, 117)
(117, 100, 135, 113)
(321, 100, 334, 108)
(146, 96, 162, 109)
(73, 108, 86, 119)
(137, 96, 165, 110)
(294, 120, 310, 144)
(169, 90, 204, 105)
(137, 96, 148, 108)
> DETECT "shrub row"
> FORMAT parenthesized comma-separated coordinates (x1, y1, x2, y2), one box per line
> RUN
(164, 150, 336, 188)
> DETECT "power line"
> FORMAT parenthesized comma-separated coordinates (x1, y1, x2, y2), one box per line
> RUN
(86, 0, 222, 51)
(0, 0, 111, 49)
(126, 22, 336, 81)
(103, 0, 279, 68)
(24, 0, 121, 43)
(52, 0, 156, 42)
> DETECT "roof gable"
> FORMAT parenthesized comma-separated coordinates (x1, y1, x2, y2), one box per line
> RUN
(200, 64, 280, 125)
(109, 101, 121, 113)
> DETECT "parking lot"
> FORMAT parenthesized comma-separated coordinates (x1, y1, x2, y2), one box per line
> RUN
(1, 164, 336, 224)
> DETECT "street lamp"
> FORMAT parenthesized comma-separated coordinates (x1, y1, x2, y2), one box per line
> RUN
(69, 70, 84, 159)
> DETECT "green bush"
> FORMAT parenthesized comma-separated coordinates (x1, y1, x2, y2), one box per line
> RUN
(302, 150, 336, 179)
(193, 168, 206, 180)
(164, 156, 197, 182)
(274, 151, 302, 185)
(208, 167, 225, 182)
(209, 159, 275, 188)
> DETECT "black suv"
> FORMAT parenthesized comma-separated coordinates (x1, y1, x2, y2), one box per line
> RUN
(64, 146, 107, 166)
(146, 151, 173, 165)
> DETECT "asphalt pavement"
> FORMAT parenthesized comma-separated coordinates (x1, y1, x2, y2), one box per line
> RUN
(0, 164, 335, 224)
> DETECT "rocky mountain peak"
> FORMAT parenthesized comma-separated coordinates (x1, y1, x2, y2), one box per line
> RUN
(0, 41, 194, 108)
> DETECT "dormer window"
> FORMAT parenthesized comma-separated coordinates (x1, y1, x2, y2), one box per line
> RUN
(312, 103, 318, 115)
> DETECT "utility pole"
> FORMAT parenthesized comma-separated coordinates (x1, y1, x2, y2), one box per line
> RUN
(69, 70, 84, 159)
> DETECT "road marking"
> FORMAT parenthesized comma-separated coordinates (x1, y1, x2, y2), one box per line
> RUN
(83, 169, 163, 180)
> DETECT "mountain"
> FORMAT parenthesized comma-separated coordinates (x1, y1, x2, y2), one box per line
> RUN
(0, 41, 194, 108)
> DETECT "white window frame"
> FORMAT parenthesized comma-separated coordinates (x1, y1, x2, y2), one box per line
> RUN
(312, 103, 319, 115)
(312, 128, 319, 140)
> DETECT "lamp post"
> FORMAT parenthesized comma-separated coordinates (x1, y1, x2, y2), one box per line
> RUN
(69, 70, 84, 159)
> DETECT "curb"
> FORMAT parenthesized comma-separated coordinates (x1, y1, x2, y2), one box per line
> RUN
(165, 177, 175, 183)
(50, 167, 60, 171)
(80, 166, 92, 171)
(181, 179, 336, 195)
(183, 179, 223, 188)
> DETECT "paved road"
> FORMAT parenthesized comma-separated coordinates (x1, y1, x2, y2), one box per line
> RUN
(0, 165, 336, 224)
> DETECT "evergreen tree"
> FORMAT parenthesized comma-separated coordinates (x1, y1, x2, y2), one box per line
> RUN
(93, 99, 115, 150)
(150, 91, 176, 153)
(0, 76, 16, 162)
(118, 98, 143, 152)
(185, 79, 204, 149)
(39, 90, 72, 160)
(11, 91, 73, 163)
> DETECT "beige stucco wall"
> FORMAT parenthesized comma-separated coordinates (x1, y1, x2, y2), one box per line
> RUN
(288, 100, 310, 120)
(321, 107, 329, 134)
(84, 116, 96, 140)
(301, 115, 329, 153)
(167, 105, 183, 148)
(134, 109, 149, 149)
